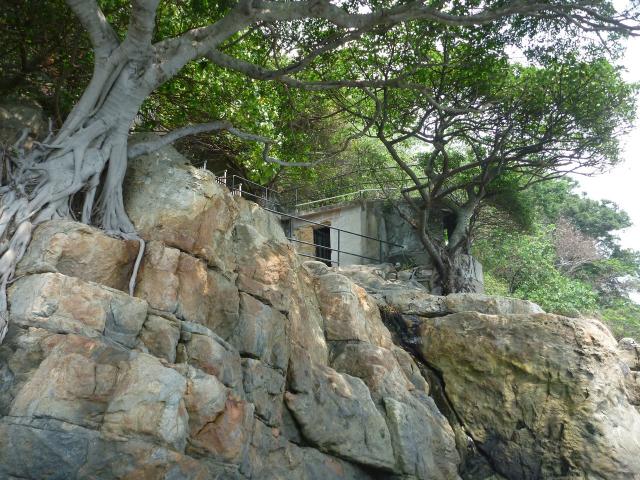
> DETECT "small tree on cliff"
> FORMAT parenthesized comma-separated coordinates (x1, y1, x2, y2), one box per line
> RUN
(0, 0, 638, 339)
(325, 25, 636, 292)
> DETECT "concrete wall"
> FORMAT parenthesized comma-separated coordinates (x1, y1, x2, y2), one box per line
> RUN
(287, 200, 484, 293)
(289, 202, 380, 266)
(289, 200, 442, 267)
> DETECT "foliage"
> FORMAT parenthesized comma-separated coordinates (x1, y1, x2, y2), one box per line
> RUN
(527, 179, 632, 251)
(474, 227, 599, 315)
(601, 299, 640, 340)
(475, 178, 640, 338)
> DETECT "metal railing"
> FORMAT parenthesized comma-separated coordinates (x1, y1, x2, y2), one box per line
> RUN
(214, 171, 281, 210)
(214, 172, 405, 266)
(280, 209, 405, 266)
(280, 163, 426, 208)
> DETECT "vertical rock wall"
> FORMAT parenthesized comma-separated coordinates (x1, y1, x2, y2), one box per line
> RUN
(0, 143, 461, 479)
(1, 139, 639, 480)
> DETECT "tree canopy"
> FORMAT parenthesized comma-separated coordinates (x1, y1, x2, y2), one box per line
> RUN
(0, 0, 639, 338)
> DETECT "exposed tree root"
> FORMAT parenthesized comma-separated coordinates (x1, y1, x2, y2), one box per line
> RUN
(0, 108, 138, 343)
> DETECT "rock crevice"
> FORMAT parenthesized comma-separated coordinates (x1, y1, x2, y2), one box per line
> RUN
(1, 141, 639, 480)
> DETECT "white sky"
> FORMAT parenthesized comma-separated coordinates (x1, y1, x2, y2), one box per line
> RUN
(574, 31, 640, 251)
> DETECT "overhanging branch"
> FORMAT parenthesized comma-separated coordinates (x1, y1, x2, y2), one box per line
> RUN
(128, 121, 318, 167)
(65, 0, 119, 57)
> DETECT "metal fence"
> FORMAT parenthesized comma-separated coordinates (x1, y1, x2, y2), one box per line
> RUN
(214, 172, 405, 266)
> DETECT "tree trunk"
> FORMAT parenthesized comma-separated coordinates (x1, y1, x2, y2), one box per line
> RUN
(0, 61, 148, 341)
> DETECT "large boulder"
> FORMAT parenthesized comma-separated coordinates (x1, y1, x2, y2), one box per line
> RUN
(16, 220, 139, 292)
(125, 137, 239, 273)
(285, 348, 396, 470)
(315, 272, 393, 348)
(330, 342, 461, 479)
(443, 293, 543, 316)
(9, 273, 147, 348)
(419, 312, 640, 479)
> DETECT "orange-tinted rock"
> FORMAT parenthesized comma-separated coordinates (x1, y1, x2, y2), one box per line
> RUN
(135, 242, 239, 335)
(17, 220, 139, 292)
(187, 395, 254, 464)
(125, 141, 239, 273)
(9, 273, 147, 347)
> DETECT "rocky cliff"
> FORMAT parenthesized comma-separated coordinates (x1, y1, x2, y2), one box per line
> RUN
(1, 140, 639, 480)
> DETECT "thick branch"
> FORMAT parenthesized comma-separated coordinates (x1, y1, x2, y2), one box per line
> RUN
(65, 0, 119, 58)
(128, 121, 317, 167)
(254, 0, 639, 33)
(124, 0, 161, 53)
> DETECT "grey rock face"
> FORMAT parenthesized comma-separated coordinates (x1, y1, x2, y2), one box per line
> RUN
(9, 273, 147, 348)
(285, 348, 396, 470)
(230, 293, 289, 371)
(241, 358, 285, 426)
(8, 140, 622, 480)
(330, 342, 461, 479)
(178, 321, 243, 391)
(419, 312, 640, 479)
(139, 314, 180, 363)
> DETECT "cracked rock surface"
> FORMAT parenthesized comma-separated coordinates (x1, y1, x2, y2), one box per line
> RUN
(1, 142, 638, 480)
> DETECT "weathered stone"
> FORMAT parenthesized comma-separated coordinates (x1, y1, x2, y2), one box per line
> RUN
(187, 394, 255, 464)
(0, 417, 212, 480)
(184, 366, 227, 440)
(419, 312, 640, 479)
(9, 273, 147, 347)
(230, 293, 289, 371)
(0, 325, 52, 416)
(248, 420, 377, 480)
(242, 358, 285, 426)
(139, 314, 180, 363)
(234, 224, 299, 312)
(384, 396, 461, 480)
(330, 342, 460, 479)
(9, 334, 127, 429)
(125, 140, 239, 272)
(335, 263, 402, 291)
(625, 370, 640, 406)
(236, 198, 288, 245)
(302, 260, 331, 277)
(619, 337, 640, 370)
(134, 240, 181, 313)
(315, 272, 393, 348)
(392, 345, 430, 394)
(285, 348, 395, 470)
(135, 242, 240, 333)
(383, 289, 446, 317)
(444, 293, 544, 315)
(176, 253, 239, 335)
(286, 266, 329, 365)
(102, 352, 188, 450)
(178, 321, 242, 390)
(16, 220, 139, 291)
(330, 343, 414, 400)
(0, 417, 100, 480)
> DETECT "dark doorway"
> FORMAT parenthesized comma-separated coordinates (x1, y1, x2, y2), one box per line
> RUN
(314, 226, 332, 266)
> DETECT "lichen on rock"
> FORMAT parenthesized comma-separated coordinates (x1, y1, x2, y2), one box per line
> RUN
(1, 141, 639, 480)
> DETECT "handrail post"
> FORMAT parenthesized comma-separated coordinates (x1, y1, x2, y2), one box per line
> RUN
(337, 229, 340, 266)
